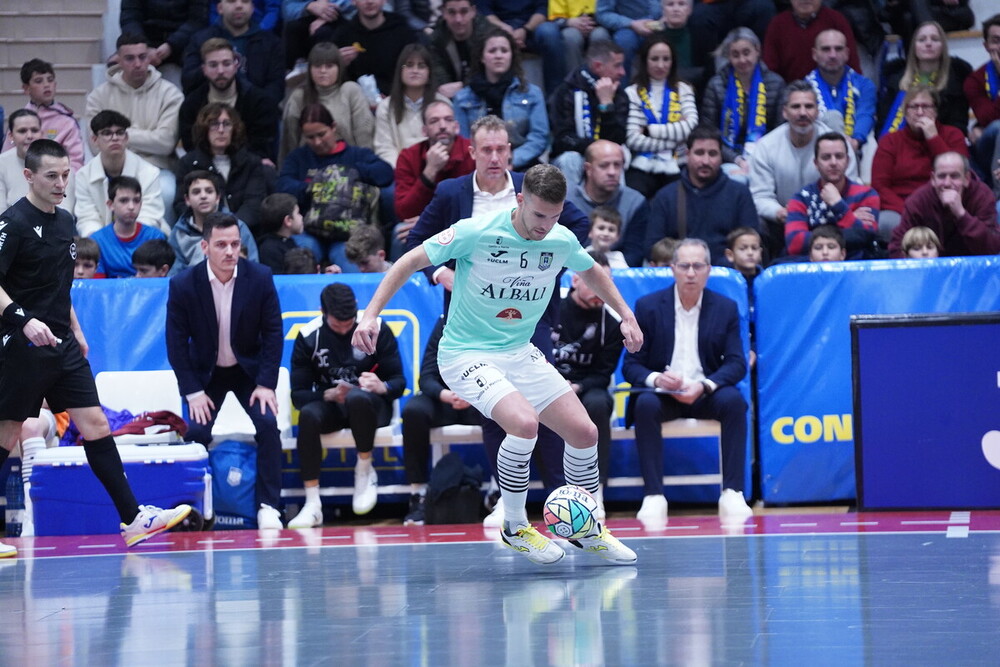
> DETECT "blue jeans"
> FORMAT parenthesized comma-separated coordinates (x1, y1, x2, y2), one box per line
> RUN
(292, 234, 360, 272)
(528, 21, 567, 96)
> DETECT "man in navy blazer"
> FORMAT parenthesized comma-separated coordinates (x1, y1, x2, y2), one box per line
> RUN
(622, 238, 753, 525)
(166, 212, 285, 528)
(405, 115, 591, 519)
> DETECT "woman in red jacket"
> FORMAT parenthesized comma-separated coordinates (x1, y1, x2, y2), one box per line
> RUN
(870, 86, 968, 241)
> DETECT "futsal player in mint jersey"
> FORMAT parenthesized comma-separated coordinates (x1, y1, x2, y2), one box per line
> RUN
(354, 164, 643, 565)
(0, 140, 190, 559)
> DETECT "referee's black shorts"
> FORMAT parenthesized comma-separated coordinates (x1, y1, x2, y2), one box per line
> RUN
(0, 333, 100, 422)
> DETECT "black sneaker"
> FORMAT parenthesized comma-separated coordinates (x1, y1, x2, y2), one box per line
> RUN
(404, 493, 425, 526)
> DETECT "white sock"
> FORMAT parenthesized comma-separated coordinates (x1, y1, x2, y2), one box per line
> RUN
(356, 456, 373, 473)
(19, 437, 45, 483)
(564, 443, 600, 494)
(304, 485, 320, 506)
(411, 483, 427, 496)
(497, 433, 536, 530)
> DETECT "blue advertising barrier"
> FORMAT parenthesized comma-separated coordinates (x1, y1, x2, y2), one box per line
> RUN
(755, 256, 1000, 504)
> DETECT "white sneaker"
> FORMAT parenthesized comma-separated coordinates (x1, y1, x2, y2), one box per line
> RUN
(288, 502, 323, 529)
(501, 522, 565, 565)
(120, 504, 193, 547)
(0, 541, 15, 559)
(636, 494, 668, 525)
(257, 504, 283, 530)
(593, 485, 606, 522)
(483, 496, 505, 527)
(718, 489, 753, 521)
(568, 523, 637, 565)
(353, 465, 378, 515)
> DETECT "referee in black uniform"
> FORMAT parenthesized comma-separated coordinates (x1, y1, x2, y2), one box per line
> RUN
(0, 140, 190, 559)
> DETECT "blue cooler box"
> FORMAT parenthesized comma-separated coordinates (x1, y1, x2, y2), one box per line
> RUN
(30, 444, 211, 537)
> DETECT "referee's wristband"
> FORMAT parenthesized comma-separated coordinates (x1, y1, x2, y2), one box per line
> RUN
(2, 303, 31, 328)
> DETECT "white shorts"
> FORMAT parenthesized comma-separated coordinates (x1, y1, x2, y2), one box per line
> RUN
(439, 344, 572, 419)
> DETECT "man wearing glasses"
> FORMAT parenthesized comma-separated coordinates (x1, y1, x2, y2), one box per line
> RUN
(75, 110, 168, 237)
(622, 237, 753, 526)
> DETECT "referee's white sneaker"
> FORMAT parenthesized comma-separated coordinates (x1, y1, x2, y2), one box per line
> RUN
(0, 541, 16, 558)
(121, 504, 192, 547)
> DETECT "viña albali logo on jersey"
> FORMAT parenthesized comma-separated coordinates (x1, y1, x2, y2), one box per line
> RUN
(480, 274, 547, 302)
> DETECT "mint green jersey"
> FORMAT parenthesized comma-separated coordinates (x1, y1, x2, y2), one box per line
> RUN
(423, 208, 595, 354)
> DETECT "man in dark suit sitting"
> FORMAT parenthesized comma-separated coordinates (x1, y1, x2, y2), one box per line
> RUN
(406, 114, 590, 526)
(622, 237, 753, 527)
(165, 211, 285, 529)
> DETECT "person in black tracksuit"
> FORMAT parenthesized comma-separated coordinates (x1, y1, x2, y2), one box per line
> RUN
(287, 283, 405, 527)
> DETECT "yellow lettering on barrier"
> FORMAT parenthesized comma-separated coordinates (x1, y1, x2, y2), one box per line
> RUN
(383, 448, 399, 462)
(772, 414, 853, 444)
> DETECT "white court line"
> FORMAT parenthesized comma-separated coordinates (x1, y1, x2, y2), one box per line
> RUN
(376, 534, 409, 538)
(900, 520, 955, 525)
(321, 535, 351, 540)
(950, 511, 971, 523)
(663, 525, 701, 530)
(255, 537, 294, 542)
(428, 532, 467, 537)
(613, 526, 643, 532)
(946, 526, 970, 538)
(840, 521, 879, 526)
(779, 522, 818, 528)
(19, 546, 57, 551)
(197, 539, 234, 544)
(77, 544, 117, 549)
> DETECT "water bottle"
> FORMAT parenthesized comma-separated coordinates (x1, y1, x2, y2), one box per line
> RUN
(4, 461, 23, 538)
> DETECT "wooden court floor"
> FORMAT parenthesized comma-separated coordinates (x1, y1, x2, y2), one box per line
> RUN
(1, 510, 999, 666)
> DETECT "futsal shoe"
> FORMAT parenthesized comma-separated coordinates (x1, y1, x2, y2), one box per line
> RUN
(501, 522, 566, 565)
(568, 523, 637, 565)
(288, 502, 322, 529)
(718, 489, 753, 521)
(636, 494, 668, 528)
(121, 504, 193, 547)
(353, 465, 378, 515)
(483, 496, 505, 528)
(0, 541, 16, 558)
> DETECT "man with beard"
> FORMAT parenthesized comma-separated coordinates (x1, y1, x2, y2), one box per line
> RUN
(748, 80, 858, 260)
(551, 251, 623, 520)
(646, 126, 759, 266)
(804, 29, 875, 153)
(785, 132, 879, 259)
(183, 0, 285, 105)
(179, 38, 279, 161)
(565, 140, 648, 267)
(393, 101, 475, 248)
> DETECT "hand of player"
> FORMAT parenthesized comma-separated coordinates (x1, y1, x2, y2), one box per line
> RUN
(436, 267, 455, 292)
(188, 393, 216, 426)
(672, 381, 704, 405)
(939, 188, 965, 217)
(424, 141, 451, 176)
(358, 371, 385, 394)
(594, 77, 618, 106)
(619, 316, 643, 353)
(323, 383, 350, 403)
(352, 317, 380, 354)
(249, 386, 278, 416)
(820, 182, 842, 207)
(22, 318, 60, 347)
(396, 217, 418, 243)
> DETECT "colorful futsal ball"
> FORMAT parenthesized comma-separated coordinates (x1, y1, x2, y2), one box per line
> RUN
(543, 485, 598, 540)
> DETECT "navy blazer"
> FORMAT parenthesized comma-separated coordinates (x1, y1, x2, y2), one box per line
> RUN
(166, 258, 284, 397)
(622, 286, 746, 427)
(406, 170, 591, 282)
